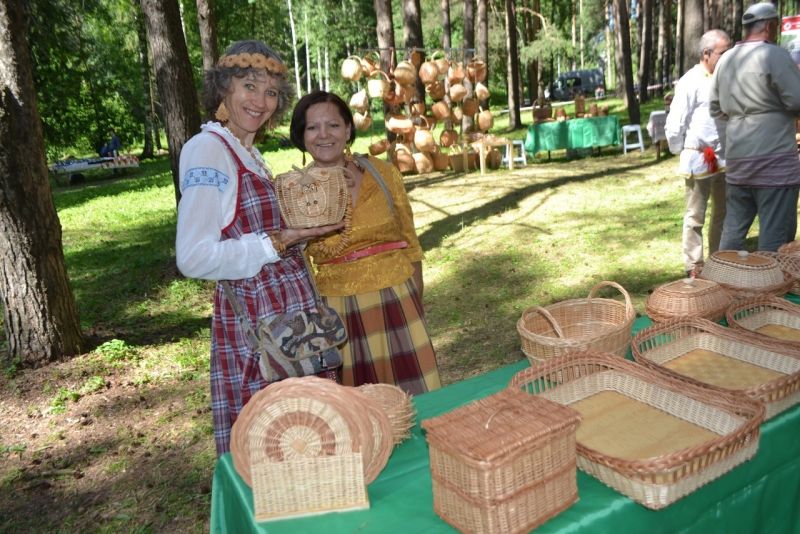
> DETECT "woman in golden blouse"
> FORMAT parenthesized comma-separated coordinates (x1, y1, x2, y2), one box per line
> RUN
(289, 91, 441, 394)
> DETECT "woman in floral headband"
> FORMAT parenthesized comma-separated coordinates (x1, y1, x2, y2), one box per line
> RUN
(175, 40, 342, 455)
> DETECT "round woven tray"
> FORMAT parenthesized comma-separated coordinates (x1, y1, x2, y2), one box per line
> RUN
(697, 250, 795, 298)
(357, 383, 416, 445)
(753, 251, 800, 296)
(231, 377, 392, 487)
(645, 278, 732, 323)
(517, 281, 635, 362)
(726, 296, 800, 351)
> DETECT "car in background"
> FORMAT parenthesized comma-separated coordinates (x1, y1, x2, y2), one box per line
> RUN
(550, 68, 605, 101)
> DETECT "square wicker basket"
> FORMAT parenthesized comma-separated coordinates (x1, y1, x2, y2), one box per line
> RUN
(422, 388, 580, 534)
(725, 296, 800, 350)
(509, 352, 764, 510)
(632, 317, 800, 419)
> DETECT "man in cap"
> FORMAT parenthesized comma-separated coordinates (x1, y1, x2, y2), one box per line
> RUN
(665, 29, 731, 277)
(710, 2, 800, 251)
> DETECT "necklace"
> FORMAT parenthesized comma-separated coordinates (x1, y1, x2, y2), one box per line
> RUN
(213, 121, 270, 176)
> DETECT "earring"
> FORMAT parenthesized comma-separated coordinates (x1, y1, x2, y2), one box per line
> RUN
(215, 102, 229, 123)
(344, 145, 353, 162)
(302, 152, 306, 166)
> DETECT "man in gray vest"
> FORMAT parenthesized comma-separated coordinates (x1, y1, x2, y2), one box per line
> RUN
(710, 2, 800, 251)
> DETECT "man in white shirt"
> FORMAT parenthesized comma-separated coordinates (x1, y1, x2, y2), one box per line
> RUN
(665, 29, 731, 276)
(710, 2, 800, 251)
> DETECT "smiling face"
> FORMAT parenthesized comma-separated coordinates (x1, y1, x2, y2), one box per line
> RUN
(223, 70, 280, 147)
(303, 102, 352, 167)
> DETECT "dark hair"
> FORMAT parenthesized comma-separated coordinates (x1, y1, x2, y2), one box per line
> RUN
(289, 91, 356, 152)
(202, 40, 293, 130)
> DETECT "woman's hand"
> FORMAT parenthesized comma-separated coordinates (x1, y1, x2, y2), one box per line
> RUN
(278, 222, 345, 248)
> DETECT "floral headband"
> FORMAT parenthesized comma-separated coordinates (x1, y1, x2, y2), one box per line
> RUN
(217, 53, 288, 75)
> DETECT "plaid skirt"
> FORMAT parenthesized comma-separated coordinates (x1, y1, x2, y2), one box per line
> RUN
(323, 278, 441, 395)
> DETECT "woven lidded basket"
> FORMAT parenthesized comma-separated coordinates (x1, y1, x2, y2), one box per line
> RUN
(274, 164, 349, 229)
(509, 351, 764, 510)
(697, 250, 795, 298)
(422, 388, 580, 533)
(753, 251, 800, 295)
(726, 296, 800, 350)
(646, 277, 732, 323)
(632, 317, 800, 419)
(517, 281, 635, 362)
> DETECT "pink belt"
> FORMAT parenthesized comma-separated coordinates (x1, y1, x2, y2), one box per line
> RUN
(319, 241, 408, 265)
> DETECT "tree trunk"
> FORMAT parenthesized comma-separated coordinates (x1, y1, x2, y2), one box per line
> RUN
(613, 0, 640, 124)
(656, 0, 672, 94)
(402, 0, 425, 104)
(605, 0, 614, 91)
(464, 0, 475, 60)
(134, 0, 154, 159)
(571, 0, 577, 71)
(0, 0, 83, 366)
(683, 0, 704, 74)
(476, 0, 489, 108)
(286, 0, 302, 98)
(732, 0, 743, 42)
(675, 0, 684, 78)
(637, 0, 654, 102)
(195, 0, 219, 73)
(304, 10, 312, 94)
(441, 0, 452, 50)
(140, 0, 201, 205)
(374, 0, 397, 144)
(504, 0, 522, 129)
(613, 1, 624, 94)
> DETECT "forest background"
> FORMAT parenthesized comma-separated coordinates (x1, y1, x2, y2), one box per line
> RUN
(2, 0, 800, 531)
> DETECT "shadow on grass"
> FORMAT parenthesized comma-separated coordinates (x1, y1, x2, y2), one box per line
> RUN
(416, 157, 663, 251)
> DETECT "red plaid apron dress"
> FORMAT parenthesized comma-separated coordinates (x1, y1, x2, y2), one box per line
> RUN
(208, 132, 316, 455)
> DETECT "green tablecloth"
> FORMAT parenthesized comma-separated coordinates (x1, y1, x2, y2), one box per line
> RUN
(211, 314, 800, 533)
(524, 116, 621, 154)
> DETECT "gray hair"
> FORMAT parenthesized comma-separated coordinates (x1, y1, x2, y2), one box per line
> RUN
(202, 40, 294, 130)
(698, 29, 730, 56)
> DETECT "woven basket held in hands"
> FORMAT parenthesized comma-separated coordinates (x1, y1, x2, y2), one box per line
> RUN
(726, 296, 800, 351)
(509, 351, 764, 510)
(274, 164, 349, 229)
(697, 250, 795, 299)
(646, 277, 732, 324)
(517, 281, 635, 362)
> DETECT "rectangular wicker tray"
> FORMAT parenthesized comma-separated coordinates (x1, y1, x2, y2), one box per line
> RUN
(509, 352, 764, 509)
(632, 318, 800, 419)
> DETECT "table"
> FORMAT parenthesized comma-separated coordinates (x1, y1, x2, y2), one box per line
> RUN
(211, 314, 800, 533)
(647, 110, 668, 159)
(524, 116, 620, 156)
(470, 136, 513, 175)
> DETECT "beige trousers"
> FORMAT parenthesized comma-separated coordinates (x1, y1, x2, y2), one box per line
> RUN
(683, 173, 726, 272)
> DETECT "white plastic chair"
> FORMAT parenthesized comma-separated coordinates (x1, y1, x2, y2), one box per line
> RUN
(502, 140, 528, 166)
(622, 124, 644, 154)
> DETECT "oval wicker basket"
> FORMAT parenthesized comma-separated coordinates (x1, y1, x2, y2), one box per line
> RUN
(274, 165, 350, 229)
(753, 251, 800, 296)
(645, 278, 732, 323)
(725, 296, 800, 351)
(697, 250, 795, 298)
(357, 383, 416, 445)
(517, 281, 635, 362)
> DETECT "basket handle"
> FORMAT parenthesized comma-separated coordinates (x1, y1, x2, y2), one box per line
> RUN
(528, 305, 566, 339)
(587, 281, 634, 316)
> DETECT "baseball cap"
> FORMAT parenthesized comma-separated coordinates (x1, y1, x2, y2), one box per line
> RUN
(742, 2, 779, 24)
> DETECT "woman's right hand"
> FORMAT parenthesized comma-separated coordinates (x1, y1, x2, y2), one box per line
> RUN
(277, 222, 345, 249)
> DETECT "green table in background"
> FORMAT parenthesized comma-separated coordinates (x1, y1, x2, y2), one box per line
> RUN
(524, 116, 621, 155)
(211, 311, 800, 533)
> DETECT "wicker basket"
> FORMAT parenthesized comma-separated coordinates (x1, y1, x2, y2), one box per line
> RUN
(697, 250, 795, 299)
(509, 351, 764, 510)
(632, 317, 800, 419)
(422, 388, 580, 533)
(753, 251, 800, 295)
(645, 277, 732, 323)
(274, 164, 350, 228)
(778, 240, 800, 256)
(517, 281, 635, 362)
(726, 296, 800, 350)
(357, 383, 416, 445)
